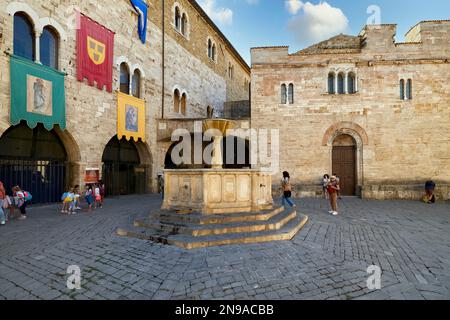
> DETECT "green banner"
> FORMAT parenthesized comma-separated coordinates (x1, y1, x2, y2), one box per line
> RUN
(10, 55, 66, 130)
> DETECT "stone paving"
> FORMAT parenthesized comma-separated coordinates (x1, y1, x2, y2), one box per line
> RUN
(0, 195, 449, 300)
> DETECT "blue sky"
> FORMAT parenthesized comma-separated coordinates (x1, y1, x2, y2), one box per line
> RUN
(198, 0, 450, 64)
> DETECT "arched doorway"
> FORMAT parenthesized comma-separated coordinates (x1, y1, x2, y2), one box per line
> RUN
(332, 134, 357, 196)
(102, 136, 149, 196)
(0, 122, 68, 203)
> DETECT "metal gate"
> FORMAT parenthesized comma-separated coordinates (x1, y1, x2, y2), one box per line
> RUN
(0, 159, 66, 204)
(102, 163, 147, 197)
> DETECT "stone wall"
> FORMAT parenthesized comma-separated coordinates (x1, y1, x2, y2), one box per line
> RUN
(0, 0, 250, 193)
(251, 22, 450, 201)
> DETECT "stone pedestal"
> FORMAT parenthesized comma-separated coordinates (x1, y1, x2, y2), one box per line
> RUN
(162, 169, 273, 215)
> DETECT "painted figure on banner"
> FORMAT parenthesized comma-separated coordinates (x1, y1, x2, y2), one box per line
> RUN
(126, 105, 138, 132)
(27, 75, 52, 116)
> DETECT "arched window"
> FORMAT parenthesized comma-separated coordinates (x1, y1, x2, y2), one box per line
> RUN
(208, 39, 212, 59)
(181, 13, 187, 36)
(40, 26, 58, 69)
(212, 44, 216, 61)
(175, 7, 181, 31)
(347, 72, 356, 94)
(280, 84, 287, 104)
(174, 89, 180, 113)
(120, 63, 130, 94)
(14, 13, 35, 61)
(132, 69, 141, 98)
(288, 83, 294, 104)
(400, 79, 405, 100)
(181, 93, 187, 116)
(328, 73, 335, 94)
(337, 73, 345, 94)
(207, 106, 214, 118)
(406, 79, 412, 100)
(228, 63, 234, 79)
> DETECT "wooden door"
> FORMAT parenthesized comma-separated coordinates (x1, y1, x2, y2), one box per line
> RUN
(332, 146, 356, 196)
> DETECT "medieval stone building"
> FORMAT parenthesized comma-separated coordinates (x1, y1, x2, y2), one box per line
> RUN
(251, 21, 450, 200)
(0, 0, 250, 203)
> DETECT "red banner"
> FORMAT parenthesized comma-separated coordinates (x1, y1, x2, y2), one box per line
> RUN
(77, 13, 114, 92)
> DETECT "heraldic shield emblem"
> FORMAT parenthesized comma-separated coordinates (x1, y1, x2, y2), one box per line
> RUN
(87, 36, 106, 65)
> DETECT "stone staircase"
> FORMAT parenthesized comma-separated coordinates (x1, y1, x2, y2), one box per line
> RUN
(117, 207, 309, 249)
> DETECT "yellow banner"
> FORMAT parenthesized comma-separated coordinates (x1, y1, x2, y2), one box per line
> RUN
(117, 92, 146, 142)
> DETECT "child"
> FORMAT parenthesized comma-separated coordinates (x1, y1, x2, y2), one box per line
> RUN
(61, 189, 70, 213)
(85, 185, 94, 212)
(12, 186, 27, 220)
(74, 185, 81, 210)
(61, 188, 74, 214)
(94, 184, 101, 209)
(67, 189, 76, 215)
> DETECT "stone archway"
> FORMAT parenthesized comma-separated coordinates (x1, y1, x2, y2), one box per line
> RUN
(0, 122, 81, 203)
(101, 136, 153, 196)
(323, 122, 368, 197)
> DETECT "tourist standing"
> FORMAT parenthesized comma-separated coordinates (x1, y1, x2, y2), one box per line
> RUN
(327, 176, 340, 216)
(333, 173, 342, 199)
(0, 181, 6, 225)
(281, 171, 297, 209)
(322, 174, 330, 199)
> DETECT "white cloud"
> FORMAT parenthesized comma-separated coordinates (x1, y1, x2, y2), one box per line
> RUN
(286, 1, 349, 45)
(285, 0, 304, 15)
(199, 0, 233, 26)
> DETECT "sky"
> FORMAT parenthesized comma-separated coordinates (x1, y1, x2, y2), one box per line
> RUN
(197, 0, 450, 64)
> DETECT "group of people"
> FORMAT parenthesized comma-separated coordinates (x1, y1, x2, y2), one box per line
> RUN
(281, 172, 342, 216)
(0, 181, 32, 226)
(61, 182, 105, 214)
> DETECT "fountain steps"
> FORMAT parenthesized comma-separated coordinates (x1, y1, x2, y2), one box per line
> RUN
(116, 207, 309, 249)
(156, 206, 285, 225)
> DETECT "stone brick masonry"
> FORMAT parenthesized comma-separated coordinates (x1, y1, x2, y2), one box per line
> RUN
(251, 22, 450, 200)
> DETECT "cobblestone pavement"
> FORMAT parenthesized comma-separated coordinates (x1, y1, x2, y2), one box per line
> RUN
(0, 195, 449, 300)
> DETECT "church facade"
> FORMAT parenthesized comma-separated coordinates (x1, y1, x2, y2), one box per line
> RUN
(0, 0, 250, 202)
(251, 21, 450, 200)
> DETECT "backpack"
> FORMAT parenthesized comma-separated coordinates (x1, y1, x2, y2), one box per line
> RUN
(61, 192, 68, 201)
(23, 191, 32, 201)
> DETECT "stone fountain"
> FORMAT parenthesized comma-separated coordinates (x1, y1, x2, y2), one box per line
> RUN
(117, 119, 308, 249)
(162, 119, 273, 214)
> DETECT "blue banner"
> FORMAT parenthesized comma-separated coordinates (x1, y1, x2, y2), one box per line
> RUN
(130, 0, 148, 44)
